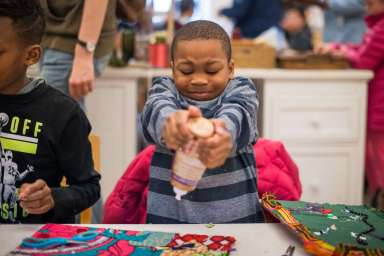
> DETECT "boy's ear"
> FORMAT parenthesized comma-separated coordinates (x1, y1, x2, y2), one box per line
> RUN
(24, 45, 42, 66)
(228, 59, 234, 79)
(170, 61, 175, 74)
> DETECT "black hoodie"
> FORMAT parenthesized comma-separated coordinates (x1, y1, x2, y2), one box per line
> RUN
(0, 79, 100, 223)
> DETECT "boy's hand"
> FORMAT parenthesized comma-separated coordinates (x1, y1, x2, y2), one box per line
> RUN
(198, 119, 233, 169)
(162, 106, 202, 150)
(19, 179, 55, 215)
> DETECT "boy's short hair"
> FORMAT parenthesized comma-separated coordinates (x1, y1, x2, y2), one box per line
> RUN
(0, 0, 45, 45)
(171, 20, 232, 62)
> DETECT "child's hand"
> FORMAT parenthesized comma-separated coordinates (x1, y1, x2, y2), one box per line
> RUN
(162, 106, 202, 150)
(19, 179, 55, 215)
(198, 119, 233, 169)
(331, 46, 348, 58)
(314, 43, 347, 57)
(314, 43, 333, 54)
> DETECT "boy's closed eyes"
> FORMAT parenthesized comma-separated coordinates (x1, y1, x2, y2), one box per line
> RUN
(172, 40, 234, 101)
(177, 65, 222, 76)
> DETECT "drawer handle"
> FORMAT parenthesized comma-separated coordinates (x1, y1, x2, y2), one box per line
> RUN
(309, 182, 319, 194)
(310, 120, 321, 129)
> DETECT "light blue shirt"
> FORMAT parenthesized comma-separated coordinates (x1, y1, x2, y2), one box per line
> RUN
(324, 0, 367, 44)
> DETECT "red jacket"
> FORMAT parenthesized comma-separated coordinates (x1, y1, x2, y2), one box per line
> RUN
(103, 139, 302, 224)
(333, 12, 384, 131)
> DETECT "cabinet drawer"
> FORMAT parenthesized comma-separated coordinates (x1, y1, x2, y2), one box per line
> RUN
(286, 146, 364, 204)
(269, 96, 362, 143)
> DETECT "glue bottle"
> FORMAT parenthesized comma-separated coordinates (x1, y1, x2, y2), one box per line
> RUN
(171, 117, 214, 200)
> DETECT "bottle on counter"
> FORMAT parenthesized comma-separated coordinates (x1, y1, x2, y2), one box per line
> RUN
(171, 117, 214, 200)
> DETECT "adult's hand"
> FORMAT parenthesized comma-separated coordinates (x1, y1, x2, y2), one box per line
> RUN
(69, 44, 95, 100)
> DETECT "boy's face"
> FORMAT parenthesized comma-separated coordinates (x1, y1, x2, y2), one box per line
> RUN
(172, 39, 234, 101)
(365, 0, 384, 15)
(0, 17, 41, 95)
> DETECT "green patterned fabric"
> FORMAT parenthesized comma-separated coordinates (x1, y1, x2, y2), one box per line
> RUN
(279, 201, 384, 249)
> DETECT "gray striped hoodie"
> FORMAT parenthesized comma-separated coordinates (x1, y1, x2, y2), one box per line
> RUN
(141, 76, 264, 223)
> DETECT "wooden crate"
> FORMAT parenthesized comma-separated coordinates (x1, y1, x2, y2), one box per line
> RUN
(232, 40, 276, 68)
(278, 53, 350, 69)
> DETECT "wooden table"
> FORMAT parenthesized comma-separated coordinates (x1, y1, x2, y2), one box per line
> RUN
(0, 223, 308, 255)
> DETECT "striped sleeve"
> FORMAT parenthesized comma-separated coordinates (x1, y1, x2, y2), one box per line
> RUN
(141, 77, 179, 146)
(346, 23, 384, 70)
(214, 77, 259, 150)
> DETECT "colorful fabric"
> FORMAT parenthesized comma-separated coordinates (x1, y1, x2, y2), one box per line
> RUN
(10, 223, 236, 255)
(262, 193, 384, 256)
(103, 139, 301, 224)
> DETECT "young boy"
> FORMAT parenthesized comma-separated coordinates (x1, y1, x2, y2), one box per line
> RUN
(141, 20, 264, 223)
(0, 0, 100, 223)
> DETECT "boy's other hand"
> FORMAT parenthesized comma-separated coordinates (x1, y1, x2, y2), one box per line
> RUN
(69, 44, 95, 100)
(162, 106, 202, 150)
(19, 179, 55, 215)
(198, 119, 233, 169)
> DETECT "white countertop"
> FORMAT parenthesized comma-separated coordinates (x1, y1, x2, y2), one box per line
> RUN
(101, 67, 373, 81)
(0, 223, 308, 255)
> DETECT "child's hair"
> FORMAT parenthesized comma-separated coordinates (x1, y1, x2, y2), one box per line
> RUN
(180, 0, 195, 14)
(284, 3, 306, 19)
(170, 20, 231, 62)
(0, 0, 45, 45)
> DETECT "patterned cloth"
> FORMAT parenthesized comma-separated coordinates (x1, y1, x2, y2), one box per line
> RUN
(262, 193, 384, 255)
(10, 223, 236, 255)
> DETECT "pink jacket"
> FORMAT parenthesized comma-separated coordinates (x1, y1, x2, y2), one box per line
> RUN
(103, 139, 302, 224)
(336, 12, 384, 130)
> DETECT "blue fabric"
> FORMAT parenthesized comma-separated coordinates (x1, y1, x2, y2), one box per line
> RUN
(221, 0, 283, 38)
(324, 0, 367, 43)
(39, 48, 110, 110)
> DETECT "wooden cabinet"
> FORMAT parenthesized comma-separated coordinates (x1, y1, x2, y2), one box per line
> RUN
(262, 77, 368, 204)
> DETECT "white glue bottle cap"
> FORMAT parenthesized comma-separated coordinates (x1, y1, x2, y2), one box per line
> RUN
(173, 187, 188, 200)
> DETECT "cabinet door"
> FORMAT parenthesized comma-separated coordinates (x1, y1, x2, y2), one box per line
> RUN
(286, 146, 364, 204)
(86, 79, 138, 200)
